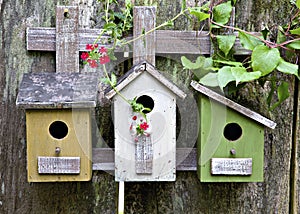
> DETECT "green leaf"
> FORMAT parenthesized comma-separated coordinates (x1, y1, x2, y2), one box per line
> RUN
(199, 72, 219, 87)
(290, 27, 300, 35)
(276, 58, 299, 79)
(216, 35, 237, 56)
(194, 57, 215, 79)
(297, 0, 300, 8)
(214, 60, 243, 67)
(101, 77, 110, 84)
(217, 66, 235, 88)
(231, 67, 262, 85)
(251, 45, 281, 76)
(181, 56, 202, 70)
(238, 31, 264, 50)
(111, 73, 117, 86)
(276, 27, 286, 44)
(269, 81, 290, 111)
(166, 20, 174, 27)
(181, 56, 217, 79)
(213, 1, 232, 25)
(189, 7, 210, 22)
(103, 22, 117, 30)
(287, 40, 300, 49)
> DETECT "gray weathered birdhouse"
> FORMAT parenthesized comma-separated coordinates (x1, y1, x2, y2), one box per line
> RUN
(16, 72, 99, 182)
(106, 61, 186, 182)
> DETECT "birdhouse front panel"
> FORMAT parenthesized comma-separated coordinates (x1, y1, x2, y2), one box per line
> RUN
(198, 95, 264, 182)
(114, 71, 177, 181)
(26, 109, 92, 182)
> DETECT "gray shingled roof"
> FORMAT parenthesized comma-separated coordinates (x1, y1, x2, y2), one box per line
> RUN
(16, 72, 99, 109)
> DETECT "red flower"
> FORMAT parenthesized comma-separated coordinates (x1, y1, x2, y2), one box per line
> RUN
(132, 116, 137, 120)
(87, 59, 98, 68)
(80, 52, 89, 60)
(86, 44, 93, 50)
(86, 44, 98, 51)
(139, 122, 149, 131)
(100, 55, 110, 64)
(99, 47, 107, 53)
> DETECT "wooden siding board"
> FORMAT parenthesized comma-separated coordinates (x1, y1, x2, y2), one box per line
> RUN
(26, 28, 252, 55)
(92, 148, 197, 171)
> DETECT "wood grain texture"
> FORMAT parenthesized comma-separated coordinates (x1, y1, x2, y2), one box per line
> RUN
(55, 6, 79, 73)
(27, 28, 253, 55)
(16, 72, 99, 109)
(191, 80, 276, 129)
(92, 148, 197, 171)
(133, 6, 156, 65)
(0, 0, 298, 213)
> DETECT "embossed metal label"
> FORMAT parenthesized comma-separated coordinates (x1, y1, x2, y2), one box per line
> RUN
(38, 157, 80, 174)
(211, 158, 252, 175)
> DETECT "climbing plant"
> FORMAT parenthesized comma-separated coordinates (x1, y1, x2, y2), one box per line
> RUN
(182, 0, 300, 110)
(82, 0, 300, 110)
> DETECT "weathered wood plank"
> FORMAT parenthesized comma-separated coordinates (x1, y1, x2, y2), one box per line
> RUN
(191, 80, 277, 129)
(38, 157, 80, 174)
(132, 7, 155, 175)
(211, 158, 252, 175)
(92, 148, 197, 171)
(133, 6, 156, 65)
(26, 28, 252, 55)
(55, 6, 79, 72)
(135, 135, 153, 174)
(16, 72, 99, 109)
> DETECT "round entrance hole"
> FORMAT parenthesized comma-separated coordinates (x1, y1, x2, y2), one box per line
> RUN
(136, 95, 154, 114)
(223, 123, 242, 141)
(49, 121, 68, 139)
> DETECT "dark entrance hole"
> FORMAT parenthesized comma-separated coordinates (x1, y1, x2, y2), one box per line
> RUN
(223, 123, 242, 141)
(136, 95, 154, 114)
(49, 121, 68, 139)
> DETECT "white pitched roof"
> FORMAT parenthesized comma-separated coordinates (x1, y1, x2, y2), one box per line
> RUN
(105, 61, 186, 100)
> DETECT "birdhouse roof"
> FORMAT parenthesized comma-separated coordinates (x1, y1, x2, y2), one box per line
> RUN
(105, 61, 186, 100)
(16, 72, 99, 109)
(191, 80, 276, 129)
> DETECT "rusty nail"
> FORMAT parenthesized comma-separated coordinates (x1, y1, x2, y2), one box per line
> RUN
(55, 147, 61, 155)
(230, 149, 236, 155)
(64, 8, 69, 18)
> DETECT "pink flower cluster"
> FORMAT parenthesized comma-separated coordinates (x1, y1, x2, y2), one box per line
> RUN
(139, 122, 149, 131)
(130, 115, 150, 136)
(81, 44, 110, 68)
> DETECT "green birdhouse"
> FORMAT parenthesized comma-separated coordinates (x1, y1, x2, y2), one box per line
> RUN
(191, 81, 276, 182)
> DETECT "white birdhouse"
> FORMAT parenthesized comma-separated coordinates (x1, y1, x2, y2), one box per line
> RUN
(106, 61, 186, 181)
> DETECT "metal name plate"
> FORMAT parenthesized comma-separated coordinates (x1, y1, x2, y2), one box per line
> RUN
(38, 157, 80, 174)
(211, 158, 252, 175)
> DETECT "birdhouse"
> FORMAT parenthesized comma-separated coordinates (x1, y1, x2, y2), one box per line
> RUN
(16, 72, 99, 182)
(191, 80, 276, 182)
(106, 61, 186, 182)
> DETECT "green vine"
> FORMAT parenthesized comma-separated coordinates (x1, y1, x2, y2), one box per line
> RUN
(83, 0, 300, 111)
(182, 0, 300, 110)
